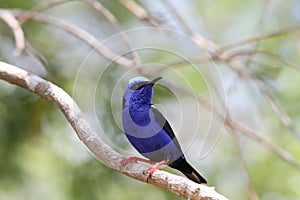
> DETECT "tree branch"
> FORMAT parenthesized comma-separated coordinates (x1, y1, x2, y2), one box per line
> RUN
(0, 9, 25, 55)
(218, 26, 300, 53)
(162, 0, 219, 53)
(13, 10, 134, 68)
(17, 0, 142, 68)
(166, 80, 300, 171)
(118, 0, 157, 26)
(0, 61, 229, 200)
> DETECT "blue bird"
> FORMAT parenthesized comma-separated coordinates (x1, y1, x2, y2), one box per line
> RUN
(121, 76, 207, 184)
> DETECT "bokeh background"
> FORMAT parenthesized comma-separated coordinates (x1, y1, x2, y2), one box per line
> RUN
(0, 0, 300, 199)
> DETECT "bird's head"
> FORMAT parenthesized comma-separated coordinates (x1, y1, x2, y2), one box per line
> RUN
(123, 76, 162, 108)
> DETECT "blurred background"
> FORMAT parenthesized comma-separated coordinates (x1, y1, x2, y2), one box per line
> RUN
(0, 0, 300, 199)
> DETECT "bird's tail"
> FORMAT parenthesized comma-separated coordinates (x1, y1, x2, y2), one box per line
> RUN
(181, 168, 207, 184)
(169, 157, 207, 184)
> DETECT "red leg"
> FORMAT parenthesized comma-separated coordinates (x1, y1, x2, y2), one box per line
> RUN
(121, 156, 157, 166)
(143, 160, 169, 182)
(121, 157, 169, 182)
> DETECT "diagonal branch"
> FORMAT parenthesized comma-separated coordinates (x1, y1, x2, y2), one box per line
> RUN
(17, 0, 142, 68)
(167, 81, 300, 171)
(17, 12, 134, 68)
(82, 0, 142, 67)
(118, 0, 158, 26)
(229, 60, 300, 142)
(226, 118, 300, 170)
(0, 61, 229, 200)
(229, 123, 260, 200)
(0, 9, 25, 55)
(17, 0, 71, 24)
(219, 26, 300, 53)
(162, 0, 219, 53)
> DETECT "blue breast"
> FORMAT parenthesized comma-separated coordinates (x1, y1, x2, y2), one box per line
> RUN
(122, 107, 183, 162)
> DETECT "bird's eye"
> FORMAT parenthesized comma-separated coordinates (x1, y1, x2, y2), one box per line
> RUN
(130, 81, 148, 90)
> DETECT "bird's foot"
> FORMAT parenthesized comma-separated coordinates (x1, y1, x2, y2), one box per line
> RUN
(121, 157, 169, 182)
(143, 160, 169, 183)
(121, 157, 157, 166)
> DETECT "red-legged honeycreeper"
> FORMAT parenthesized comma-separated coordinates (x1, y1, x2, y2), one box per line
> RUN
(121, 76, 207, 184)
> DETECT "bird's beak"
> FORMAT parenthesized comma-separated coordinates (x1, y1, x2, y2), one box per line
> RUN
(148, 77, 162, 85)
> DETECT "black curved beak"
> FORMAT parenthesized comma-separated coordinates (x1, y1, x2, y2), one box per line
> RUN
(148, 77, 162, 85)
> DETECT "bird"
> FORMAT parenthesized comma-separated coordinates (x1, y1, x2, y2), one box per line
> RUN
(121, 76, 207, 184)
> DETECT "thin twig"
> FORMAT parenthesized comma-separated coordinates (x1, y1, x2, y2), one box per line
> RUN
(17, 0, 72, 24)
(163, 0, 219, 53)
(0, 61, 229, 200)
(242, 0, 270, 70)
(163, 0, 193, 35)
(232, 135, 260, 200)
(165, 80, 300, 171)
(226, 118, 300, 170)
(169, 18, 300, 143)
(227, 114, 260, 200)
(16, 0, 139, 68)
(219, 26, 300, 53)
(118, 0, 157, 26)
(224, 50, 300, 70)
(15, 11, 134, 68)
(251, 51, 299, 70)
(230, 60, 300, 142)
(0, 9, 25, 55)
(166, 49, 299, 70)
(202, 97, 300, 171)
(82, 0, 142, 68)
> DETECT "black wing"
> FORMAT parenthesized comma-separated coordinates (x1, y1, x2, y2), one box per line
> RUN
(150, 106, 183, 153)
(151, 106, 207, 184)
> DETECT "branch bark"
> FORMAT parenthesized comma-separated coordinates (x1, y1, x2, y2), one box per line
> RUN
(0, 61, 229, 200)
(0, 9, 25, 55)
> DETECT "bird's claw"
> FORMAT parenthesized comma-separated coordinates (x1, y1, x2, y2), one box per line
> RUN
(121, 157, 138, 166)
(142, 160, 169, 183)
(121, 157, 168, 182)
(121, 157, 156, 166)
(143, 167, 157, 183)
